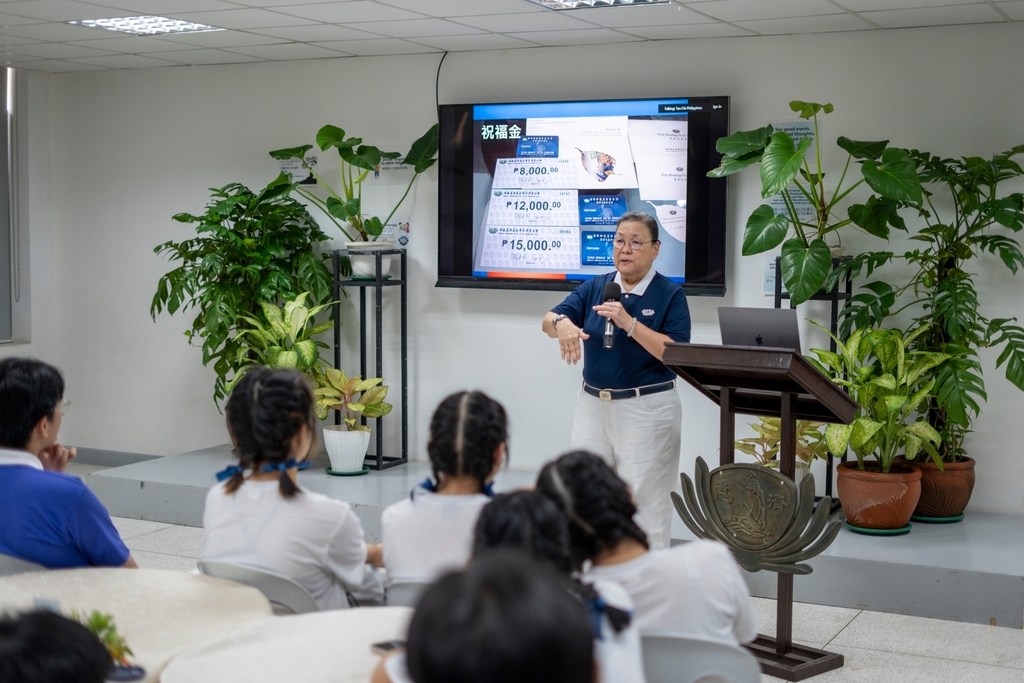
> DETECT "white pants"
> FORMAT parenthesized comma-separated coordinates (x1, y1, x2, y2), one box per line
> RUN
(570, 387, 682, 549)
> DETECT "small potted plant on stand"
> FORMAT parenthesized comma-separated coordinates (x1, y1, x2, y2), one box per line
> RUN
(808, 325, 948, 534)
(314, 367, 392, 475)
(735, 417, 828, 485)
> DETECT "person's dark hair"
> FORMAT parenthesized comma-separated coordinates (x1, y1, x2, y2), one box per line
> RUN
(0, 611, 111, 683)
(223, 367, 316, 498)
(427, 391, 508, 494)
(536, 451, 649, 570)
(617, 211, 659, 244)
(473, 491, 632, 635)
(0, 357, 65, 450)
(406, 552, 594, 683)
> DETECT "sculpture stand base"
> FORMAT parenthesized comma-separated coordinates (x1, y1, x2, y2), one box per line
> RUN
(746, 636, 844, 681)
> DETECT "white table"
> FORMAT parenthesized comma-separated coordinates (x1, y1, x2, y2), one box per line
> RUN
(161, 606, 413, 683)
(0, 568, 273, 683)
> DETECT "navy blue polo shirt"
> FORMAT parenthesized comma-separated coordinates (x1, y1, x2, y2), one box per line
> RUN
(0, 452, 130, 568)
(551, 270, 691, 390)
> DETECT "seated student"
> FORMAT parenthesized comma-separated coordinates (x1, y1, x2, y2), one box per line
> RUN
(537, 450, 757, 646)
(202, 367, 381, 610)
(0, 357, 136, 569)
(387, 552, 595, 683)
(373, 390, 507, 585)
(0, 611, 113, 683)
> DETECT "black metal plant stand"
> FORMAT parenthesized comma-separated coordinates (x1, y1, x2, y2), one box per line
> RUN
(332, 248, 408, 470)
(774, 256, 852, 509)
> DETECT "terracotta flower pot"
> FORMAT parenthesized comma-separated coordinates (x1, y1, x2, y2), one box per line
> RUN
(836, 461, 921, 530)
(896, 456, 976, 518)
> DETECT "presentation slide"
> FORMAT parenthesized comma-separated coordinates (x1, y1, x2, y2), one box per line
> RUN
(471, 99, 691, 283)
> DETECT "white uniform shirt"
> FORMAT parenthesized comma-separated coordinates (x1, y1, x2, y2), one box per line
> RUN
(202, 480, 376, 611)
(584, 540, 757, 646)
(381, 488, 489, 584)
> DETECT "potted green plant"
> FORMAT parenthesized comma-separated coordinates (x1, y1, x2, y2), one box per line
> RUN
(270, 124, 438, 278)
(808, 325, 948, 531)
(829, 145, 1024, 517)
(708, 101, 923, 304)
(151, 173, 333, 405)
(735, 417, 828, 484)
(314, 367, 392, 473)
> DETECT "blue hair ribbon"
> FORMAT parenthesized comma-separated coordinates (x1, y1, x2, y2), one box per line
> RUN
(411, 478, 496, 500)
(260, 459, 312, 474)
(586, 597, 607, 640)
(215, 465, 244, 482)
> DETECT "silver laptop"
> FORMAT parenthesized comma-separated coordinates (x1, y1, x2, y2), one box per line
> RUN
(718, 307, 801, 350)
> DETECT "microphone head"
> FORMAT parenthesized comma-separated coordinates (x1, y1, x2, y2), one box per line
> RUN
(602, 282, 622, 302)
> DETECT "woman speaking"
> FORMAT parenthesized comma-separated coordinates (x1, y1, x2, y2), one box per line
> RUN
(541, 212, 690, 549)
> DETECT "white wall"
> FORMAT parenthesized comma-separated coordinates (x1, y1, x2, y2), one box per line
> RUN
(39, 20, 1024, 514)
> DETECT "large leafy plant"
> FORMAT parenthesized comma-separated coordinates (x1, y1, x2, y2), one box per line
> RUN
(709, 100, 923, 304)
(313, 368, 392, 427)
(270, 124, 438, 242)
(808, 325, 948, 473)
(829, 146, 1024, 460)
(152, 174, 333, 405)
(735, 417, 828, 467)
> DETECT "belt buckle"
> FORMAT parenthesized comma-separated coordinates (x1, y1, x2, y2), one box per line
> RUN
(599, 389, 612, 402)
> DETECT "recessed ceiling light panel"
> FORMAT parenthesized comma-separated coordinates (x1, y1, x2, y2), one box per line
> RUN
(69, 16, 225, 36)
(526, 0, 671, 9)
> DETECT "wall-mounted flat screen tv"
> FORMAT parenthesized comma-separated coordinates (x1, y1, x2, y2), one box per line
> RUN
(437, 96, 729, 294)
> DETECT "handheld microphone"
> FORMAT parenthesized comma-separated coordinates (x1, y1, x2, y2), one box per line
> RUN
(602, 282, 622, 350)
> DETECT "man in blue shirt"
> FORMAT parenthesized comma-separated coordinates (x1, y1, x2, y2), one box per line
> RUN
(542, 212, 690, 548)
(0, 357, 136, 568)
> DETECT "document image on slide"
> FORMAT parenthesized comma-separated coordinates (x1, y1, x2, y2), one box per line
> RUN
(527, 116, 639, 190)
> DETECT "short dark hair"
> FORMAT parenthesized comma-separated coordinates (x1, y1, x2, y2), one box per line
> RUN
(0, 357, 65, 449)
(0, 611, 111, 683)
(406, 552, 594, 683)
(617, 211, 659, 243)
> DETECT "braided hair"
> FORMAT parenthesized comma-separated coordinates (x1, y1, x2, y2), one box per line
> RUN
(536, 451, 649, 570)
(473, 491, 632, 636)
(223, 367, 316, 499)
(427, 391, 508, 494)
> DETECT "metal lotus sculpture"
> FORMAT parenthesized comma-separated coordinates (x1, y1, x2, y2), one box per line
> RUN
(672, 458, 841, 574)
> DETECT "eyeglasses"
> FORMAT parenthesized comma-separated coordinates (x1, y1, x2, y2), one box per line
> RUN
(58, 399, 71, 416)
(613, 238, 656, 251)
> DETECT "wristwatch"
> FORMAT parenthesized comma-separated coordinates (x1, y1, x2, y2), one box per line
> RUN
(552, 314, 568, 329)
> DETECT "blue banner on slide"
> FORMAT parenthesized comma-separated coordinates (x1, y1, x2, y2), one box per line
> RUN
(517, 136, 559, 158)
(581, 230, 616, 266)
(579, 195, 627, 226)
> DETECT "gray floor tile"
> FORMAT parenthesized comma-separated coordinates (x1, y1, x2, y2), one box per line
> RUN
(64, 463, 110, 477)
(831, 609, 1024, 669)
(110, 516, 173, 540)
(131, 550, 198, 573)
(763, 645, 1024, 683)
(125, 525, 206, 559)
(751, 597, 860, 646)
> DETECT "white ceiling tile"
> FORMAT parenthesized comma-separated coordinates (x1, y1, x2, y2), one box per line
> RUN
(311, 38, 441, 55)
(836, 0, 980, 10)
(170, 8, 319, 30)
(452, 11, 598, 32)
(0, 12, 47, 27)
(862, 4, 1003, 28)
(996, 1, 1024, 21)
(12, 59, 104, 72)
(249, 24, 383, 41)
(0, 50, 40, 61)
(409, 32, 538, 50)
(506, 27, 644, 45)
(693, 0, 846, 22)
(375, 0, 546, 17)
(71, 53, 184, 68)
(135, 48, 268, 64)
(0, 35, 41, 46)
(0, 21, 111, 41)
(0, 0, 123, 22)
(5, 42, 115, 58)
(346, 18, 485, 37)
(229, 0, 364, 5)
(64, 35, 205, 53)
(225, 42, 351, 60)
(564, 4, 717, 27)
(737, 13, 874, 34)
(618, 22, 756, 38)
(145, 30, 289, 48)
(93, 0, 242, 13)
(274, 1, 426, 23)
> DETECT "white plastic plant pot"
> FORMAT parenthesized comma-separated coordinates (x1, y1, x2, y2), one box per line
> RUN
(346, 240, 394, 279)
(323, 425, 370, 473)
(795, 460, 809, 486)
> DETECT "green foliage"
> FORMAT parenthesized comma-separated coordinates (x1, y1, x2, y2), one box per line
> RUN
(828, 146, 1024, 459)
(71, 610, 133, 666)
(708, 100, 922, 304)
(735, 416, 828, 467)
(270, 124, 438, 242)
(313, 367, 392, 427)
(151, 174, 334, 406)
(807, 325, 948, 473)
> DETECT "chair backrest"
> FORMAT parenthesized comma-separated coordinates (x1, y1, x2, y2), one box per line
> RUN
(641, 635, 761, 683)
(0, 552, 46, 577)
(386, 582, 430, 607)
(198, 560, 319, 615)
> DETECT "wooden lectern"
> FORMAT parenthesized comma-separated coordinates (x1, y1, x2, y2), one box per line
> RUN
(662, 343, 858, 681)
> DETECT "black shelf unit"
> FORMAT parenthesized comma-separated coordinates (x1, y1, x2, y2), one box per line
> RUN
(774, 255, 852, 507)
(332, 248, 408, 470)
